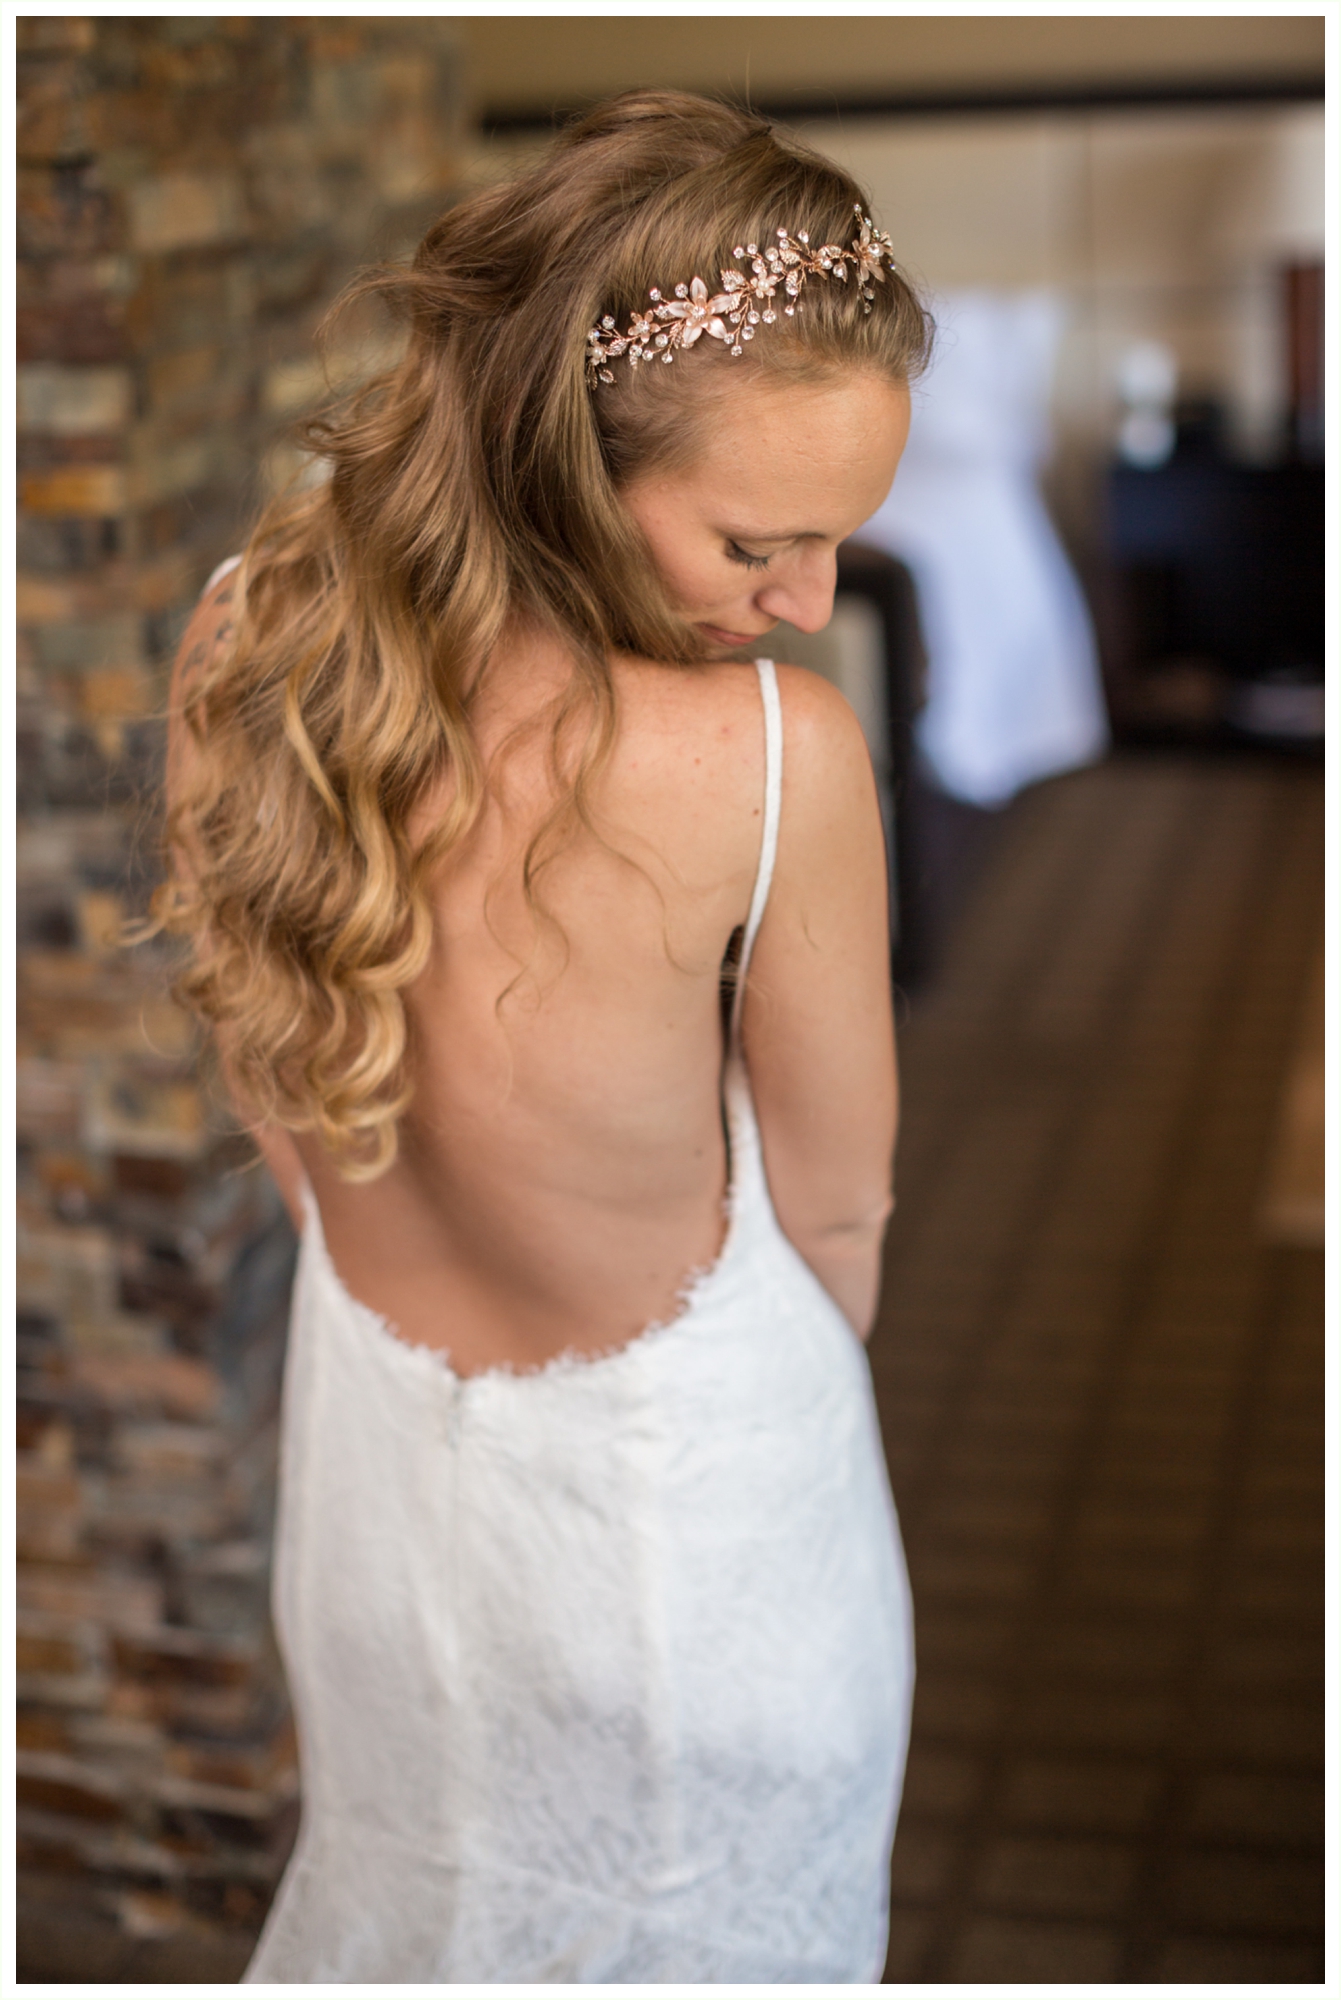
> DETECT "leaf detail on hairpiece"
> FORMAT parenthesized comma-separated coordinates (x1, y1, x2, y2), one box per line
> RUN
(586, 212, 895, 383)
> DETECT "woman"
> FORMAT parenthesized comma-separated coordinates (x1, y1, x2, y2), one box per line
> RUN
(159, 91, 930, 1984)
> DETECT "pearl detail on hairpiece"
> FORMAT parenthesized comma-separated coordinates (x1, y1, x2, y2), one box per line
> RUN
(586, 207, 896, 386)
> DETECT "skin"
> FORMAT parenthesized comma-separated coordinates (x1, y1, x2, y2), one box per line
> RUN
(172, 367, 910, 1367)
(622, 367, 910, 660)
(620, 367, 911, 1332)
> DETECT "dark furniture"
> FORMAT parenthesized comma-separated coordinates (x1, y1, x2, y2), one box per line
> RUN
(834, 543, 930, 989)
(1100, 456, 1323, 747)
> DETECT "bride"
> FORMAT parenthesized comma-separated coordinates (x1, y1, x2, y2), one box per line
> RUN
(158, 89, 930, 1984)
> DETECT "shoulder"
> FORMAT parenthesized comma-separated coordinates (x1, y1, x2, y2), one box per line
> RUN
(599, 656, 771, 887)
(772, 661, 865, 748)
(771, 662, 874, 811)
(607, 654, 868, 798)
(608, 653, 767, 775)
(762, 664, 883, 900)
(611, 653, 857, 744)
(171, 560, 242, 704)
(167, 563, 245, 808)
(611, 651, 760, 721)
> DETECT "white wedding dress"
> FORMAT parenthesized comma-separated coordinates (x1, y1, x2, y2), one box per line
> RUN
(860, 290, 1108, 808)
(243, 659, 914, 1984)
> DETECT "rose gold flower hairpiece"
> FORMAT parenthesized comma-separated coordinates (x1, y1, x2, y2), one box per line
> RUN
(587, 206, 895, 387)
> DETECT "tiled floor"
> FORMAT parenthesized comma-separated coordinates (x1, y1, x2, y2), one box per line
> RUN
(872, 749, 1324, 1983)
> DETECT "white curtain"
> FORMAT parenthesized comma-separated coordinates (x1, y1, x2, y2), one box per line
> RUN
(860, 291, 1108, 808)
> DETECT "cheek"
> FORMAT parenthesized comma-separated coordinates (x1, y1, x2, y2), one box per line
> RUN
(667, 554, 725, 615)
(637, 516, 725, 614)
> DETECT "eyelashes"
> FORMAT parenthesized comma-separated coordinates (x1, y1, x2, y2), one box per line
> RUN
(725, 540, 771, 572)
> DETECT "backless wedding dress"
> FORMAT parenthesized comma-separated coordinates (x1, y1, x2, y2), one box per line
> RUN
(243, 659, 914, 1984)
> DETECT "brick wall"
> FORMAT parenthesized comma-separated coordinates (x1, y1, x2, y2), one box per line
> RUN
(15, 17, 465, 1971)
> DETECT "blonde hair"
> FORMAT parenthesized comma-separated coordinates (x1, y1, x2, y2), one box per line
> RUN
(152, 91, 932, 1178)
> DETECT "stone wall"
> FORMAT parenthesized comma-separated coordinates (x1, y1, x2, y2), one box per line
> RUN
(15, 17, 465, 1974)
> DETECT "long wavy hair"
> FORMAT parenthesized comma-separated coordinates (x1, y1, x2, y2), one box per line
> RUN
(152, 91, 932, 1179)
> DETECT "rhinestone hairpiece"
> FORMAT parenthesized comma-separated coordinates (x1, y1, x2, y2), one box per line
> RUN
(586, 206, 896, 386)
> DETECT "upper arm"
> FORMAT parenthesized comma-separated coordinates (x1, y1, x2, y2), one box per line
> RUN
(739, 665, 897, 1235)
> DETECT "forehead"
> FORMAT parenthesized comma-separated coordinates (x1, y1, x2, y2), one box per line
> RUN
(684, 368, 908, 524)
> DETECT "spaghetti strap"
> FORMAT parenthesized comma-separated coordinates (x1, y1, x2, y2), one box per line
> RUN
(731, 659, 782, 1041)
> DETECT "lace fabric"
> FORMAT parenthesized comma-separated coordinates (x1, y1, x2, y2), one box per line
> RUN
(243, 661, 913, 1983)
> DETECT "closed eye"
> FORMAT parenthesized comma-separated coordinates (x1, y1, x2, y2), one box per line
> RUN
(725, 540, 771, 572)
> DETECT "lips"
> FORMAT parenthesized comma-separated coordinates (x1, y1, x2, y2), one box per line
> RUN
(699, 622, 772, 648)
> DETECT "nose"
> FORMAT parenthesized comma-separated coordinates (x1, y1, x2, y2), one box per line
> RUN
(755, 551, 838, 635)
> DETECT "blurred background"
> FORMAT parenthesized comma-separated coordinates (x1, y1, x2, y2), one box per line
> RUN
(15, 15, 1324, 1983)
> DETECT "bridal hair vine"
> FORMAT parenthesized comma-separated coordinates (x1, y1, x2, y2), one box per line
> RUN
(586, 206, 896, 386)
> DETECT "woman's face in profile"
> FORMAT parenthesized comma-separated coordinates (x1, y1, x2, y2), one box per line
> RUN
(622, 368, 910, 659)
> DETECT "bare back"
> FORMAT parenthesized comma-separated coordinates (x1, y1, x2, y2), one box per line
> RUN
(297, 631, 769, 1371)
(172, 590, 898, 1373)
